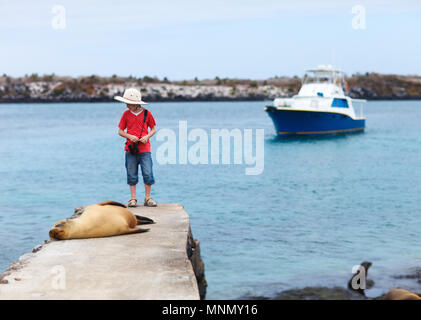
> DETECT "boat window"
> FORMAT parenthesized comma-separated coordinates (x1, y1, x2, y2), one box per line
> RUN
(303, 74, 332, 84)
(331, 98, 349, 108)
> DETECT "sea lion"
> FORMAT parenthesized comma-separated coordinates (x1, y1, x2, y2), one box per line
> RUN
(384, 288, 421, 300)
(49, 200, 152, 240)
(347, 261, 373, 296)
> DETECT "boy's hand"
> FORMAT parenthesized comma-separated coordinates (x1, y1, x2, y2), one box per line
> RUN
(139, 136, 149, 144)
(128, 134, 139, 143)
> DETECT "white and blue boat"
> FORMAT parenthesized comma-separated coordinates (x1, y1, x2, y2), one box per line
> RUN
(265, 65, 366, 136)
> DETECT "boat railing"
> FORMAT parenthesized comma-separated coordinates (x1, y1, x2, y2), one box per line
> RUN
(264, 99, 274, 107)
(352, 99, 366, 119)
(311, 99, 319, 109)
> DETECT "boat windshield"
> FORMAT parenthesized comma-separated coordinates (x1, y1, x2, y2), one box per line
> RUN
(302, 71, 344, 86)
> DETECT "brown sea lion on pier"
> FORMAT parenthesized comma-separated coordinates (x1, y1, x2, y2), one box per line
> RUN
(49, 200, 153, 240)
(383, 288, 421, 300)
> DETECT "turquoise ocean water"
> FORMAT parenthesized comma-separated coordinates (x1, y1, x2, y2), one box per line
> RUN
(1, 100, 421, 299)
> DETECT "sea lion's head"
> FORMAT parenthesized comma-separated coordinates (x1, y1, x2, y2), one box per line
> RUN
(49, 221, 70, 240)
(360, 261, 372, 273)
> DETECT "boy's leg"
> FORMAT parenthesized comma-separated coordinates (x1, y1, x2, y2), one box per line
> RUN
(139, 152, 157, 206)
(125, 151, 139, 205)
(130, 185, 137, 200)
(144, 184, 151, 199)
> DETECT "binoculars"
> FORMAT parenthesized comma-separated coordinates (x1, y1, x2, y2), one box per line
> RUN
(128, 142, 140, 155)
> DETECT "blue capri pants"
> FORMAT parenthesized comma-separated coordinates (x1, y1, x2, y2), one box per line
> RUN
(125, 151, 155, 186)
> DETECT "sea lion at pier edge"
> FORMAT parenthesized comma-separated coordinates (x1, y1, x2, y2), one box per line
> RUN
(383, 288, 421, 300)
(347, 261, 373, 296)
(49, 200, 153, 240)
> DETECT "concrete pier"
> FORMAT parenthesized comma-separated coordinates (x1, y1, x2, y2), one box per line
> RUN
(0, 203, 206, 300)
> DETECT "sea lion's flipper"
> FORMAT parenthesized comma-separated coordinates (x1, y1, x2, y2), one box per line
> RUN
(135, 215, 155, 225)
(126, 227, 150, 234)
(97, 200, 127, 208)
(72, 206, 86, 218)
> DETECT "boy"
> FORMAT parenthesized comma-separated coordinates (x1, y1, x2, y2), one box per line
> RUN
(115, 88, 157, 207)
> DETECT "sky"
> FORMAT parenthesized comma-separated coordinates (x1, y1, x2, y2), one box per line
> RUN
(1, 0, 421, 79)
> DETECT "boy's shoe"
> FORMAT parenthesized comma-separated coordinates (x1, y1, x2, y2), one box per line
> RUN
(144, 197, 157, 207)
(128, 199, 137, 207)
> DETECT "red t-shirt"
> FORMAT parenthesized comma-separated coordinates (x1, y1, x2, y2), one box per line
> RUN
(118, 109, 156, 153)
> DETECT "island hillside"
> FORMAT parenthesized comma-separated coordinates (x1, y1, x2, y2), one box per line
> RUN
(1, 73, 421, 103)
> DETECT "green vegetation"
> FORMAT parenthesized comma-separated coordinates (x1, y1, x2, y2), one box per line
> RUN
(52, 85, 65, 96)
(249, 81, 258, 88)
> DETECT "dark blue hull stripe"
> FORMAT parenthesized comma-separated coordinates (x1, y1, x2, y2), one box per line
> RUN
(265, 108, 365, 136)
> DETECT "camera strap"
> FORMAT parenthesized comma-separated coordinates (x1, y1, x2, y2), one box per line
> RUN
(139, 109, 148, 139)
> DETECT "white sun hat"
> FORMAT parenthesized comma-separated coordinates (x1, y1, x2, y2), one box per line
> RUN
(114, 88, 148, 105)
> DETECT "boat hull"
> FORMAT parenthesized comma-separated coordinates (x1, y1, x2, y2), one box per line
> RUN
(265, 107, 365, 136)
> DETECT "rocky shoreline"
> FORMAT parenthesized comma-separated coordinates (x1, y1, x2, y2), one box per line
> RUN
(2, 95, 421, 104)
(242, 265, 421, 300)
(1, 73, 421, 103)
